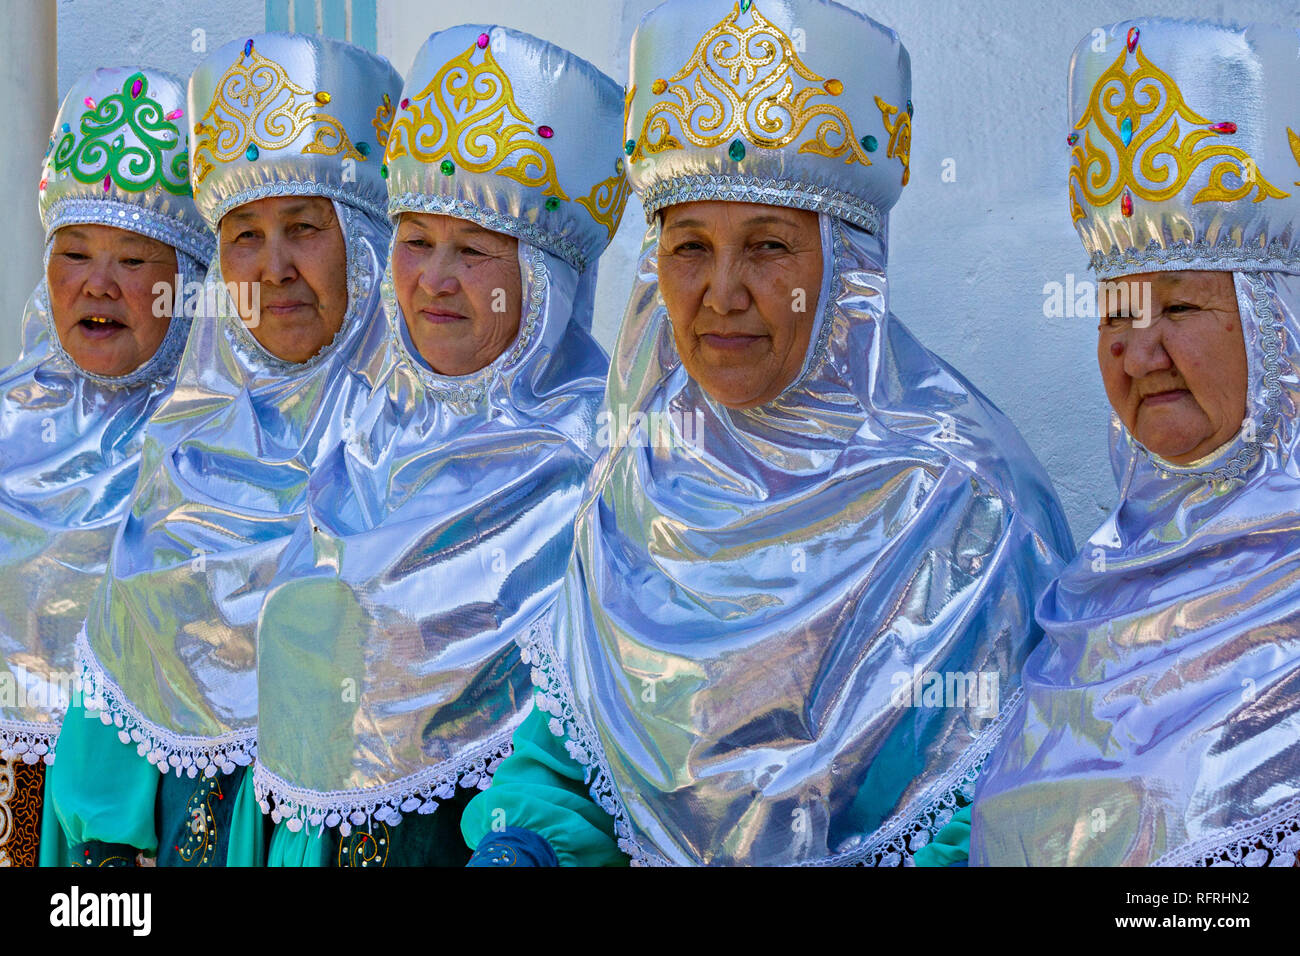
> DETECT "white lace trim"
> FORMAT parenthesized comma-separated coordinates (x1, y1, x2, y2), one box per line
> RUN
(75, 631, 255, 778)
(0, 720, 58, 766)
(1153, 796, 1300, 868)
(252, 731, 514, 837)
(520, 614, 1018, 867)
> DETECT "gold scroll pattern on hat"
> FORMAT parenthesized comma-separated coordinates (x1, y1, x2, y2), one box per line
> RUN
(628, 1, 873, 168)
(384, 41, 567, 200)
(192, 42, 366, 185)
(1068, 39, 1287, 223)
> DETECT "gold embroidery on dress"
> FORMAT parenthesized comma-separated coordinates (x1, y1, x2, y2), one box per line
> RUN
(629, 1, 871, 167)
(0, 759, 44, 867)
(1288, 128, 1300, 187)
(385, 42, 567, 199)
(1068, 37, 1287, 222)
(192, 43, 365, 184)
(373, 94, 396, 150)
(874, 96, 911, 186)
(176, 775, 222, 866)
(338, 821, 390, 867)
(577, 164, 631, 240)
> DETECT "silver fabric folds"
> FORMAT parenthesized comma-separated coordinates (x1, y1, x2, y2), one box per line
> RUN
(78, 201, 390, 776)
(523, 214, 1075, 865)
(971, 270, 1300, 867)
(251, 242, 609, 833)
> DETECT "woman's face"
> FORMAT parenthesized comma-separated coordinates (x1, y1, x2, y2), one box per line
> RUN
(658, 201, 822, 409)
(391, 212, 522, 376)
(219, 196, 349, 363)
(1097, 270, 1248, 465)
(47, 224, 178, 377)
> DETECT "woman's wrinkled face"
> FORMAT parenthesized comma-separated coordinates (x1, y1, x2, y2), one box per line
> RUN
(219, 196, 348, 363)
(1097, 270, 1248, 465)
(658, 201, 822, 409)
(47, 224, 178, 377)
(391, 212, 522, 376)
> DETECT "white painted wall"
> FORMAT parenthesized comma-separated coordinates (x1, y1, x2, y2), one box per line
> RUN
(30, 0, 1300, 544)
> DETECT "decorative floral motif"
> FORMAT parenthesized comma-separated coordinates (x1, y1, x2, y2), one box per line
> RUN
(373, 94, 396, 150)
(192, 40, 365, 185)
(338, 823, 390, 867)
(175, 775, 223, 866)
(576, 166, 632, 240)
(874, 95, 911, 186)
(629, 1, 872, 168)
(385, 40, 567, 199)
(1069, 36, 1287, 222)
(50, 72, 190, 196)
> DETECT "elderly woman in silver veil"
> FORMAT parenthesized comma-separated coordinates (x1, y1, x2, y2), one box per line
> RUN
(245, 25, 629, 867)
(0, 68, 210, 869)
(459, 0, 1074, 867)
(927, 19, 1300, 867)
(45, 34, 402, 866)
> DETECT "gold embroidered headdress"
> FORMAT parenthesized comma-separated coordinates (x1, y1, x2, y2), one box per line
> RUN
(1068, 19, 1300, 278)
(625, 0, 911, 232)
(187, 32, 402, 226)
(383, 26, 629, 272)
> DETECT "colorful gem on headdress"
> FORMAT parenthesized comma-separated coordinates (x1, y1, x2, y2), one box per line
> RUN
(39, 177, 47, 191)
(355, 141, 370, 156)
(400, 98, 409, 110)
(243, 39, 254, 58)
(538, 125, 553, 139)
(380, 164, 388, 179)
(1210, 122, 1237, 134)
(740, 0, 752, 11)
(625, 139, 636, 155)
(861, 135, 878, 152)
(477, 32, 490, 49)
(102, 175, 111, 192)
(824, 79, 843, 96)
(131, 77, 143, 98)
(245, 144, 259, 161)
(1119, 116, 1133, 146)
(728, 138, 746, 161)
(61, 122, 70, 133)
(652, 78, 667, 95)
(1126, 27, 1139, 53)
(906, 99, 913, 117)
(315, 91, 332, 105)
(440, 159, 454, 176)
(1121, 189, 1133, 217)
(1067, 133, 1079, 146)
(545, 196, 560, 211)
(165, 108, 183, 121)
(83, 96, 95, 109)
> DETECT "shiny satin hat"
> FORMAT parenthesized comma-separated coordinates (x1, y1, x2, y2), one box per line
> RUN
(383, 25, 630, 272)
(1068, 19, 1300, 279)
(187, 32, 403, 226)
(38, 66, 212, 261)
(625, 0, 912, 234)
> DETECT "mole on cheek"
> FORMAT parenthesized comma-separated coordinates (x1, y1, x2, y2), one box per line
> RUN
(1110, 341, 1125, 357)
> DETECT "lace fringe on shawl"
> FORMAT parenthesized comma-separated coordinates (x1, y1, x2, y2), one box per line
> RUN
(75, 629, 256, 778)
(519, 614, 1024, 867)
(0, 721, 57, 765)
(251, 732, 514, 837)
(1152, 796, 1300, 868)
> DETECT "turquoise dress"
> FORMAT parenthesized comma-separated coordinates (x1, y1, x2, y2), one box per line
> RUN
(45, 697, 265, 866)
(912, 806, 971, 866)
(461, 707, 625, 867)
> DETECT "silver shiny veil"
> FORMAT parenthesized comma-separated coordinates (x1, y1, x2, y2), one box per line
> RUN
(0, 244, 203, 763)
(522, 213, 1075, 866)
(971, 269, 1300, 867)
(251, 236, 608, 834)
(77, 200, 391, 777)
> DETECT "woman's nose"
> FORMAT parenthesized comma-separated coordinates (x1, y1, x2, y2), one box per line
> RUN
(700, 253, 750, 315)
(1122, 321, 1173, 377)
